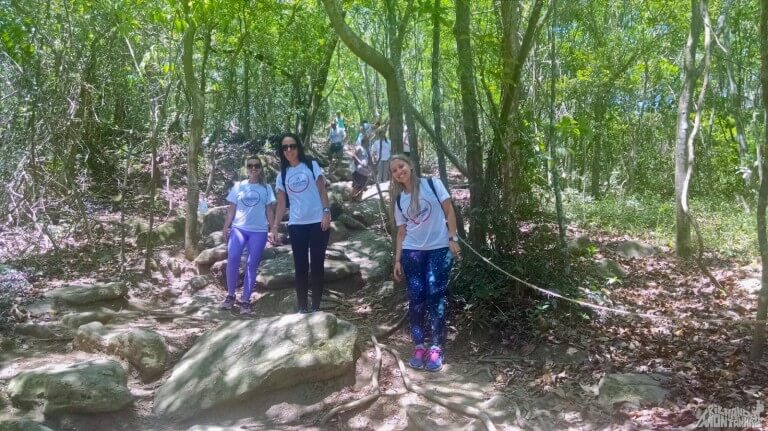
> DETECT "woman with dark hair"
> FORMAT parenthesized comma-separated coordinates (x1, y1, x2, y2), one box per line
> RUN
(220, 155, 276, 315)
(269, 133, 331, 313)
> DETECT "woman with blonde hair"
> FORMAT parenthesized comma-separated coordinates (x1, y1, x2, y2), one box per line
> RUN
(389, 154, 461, 372)
(220, 155, 276, 315)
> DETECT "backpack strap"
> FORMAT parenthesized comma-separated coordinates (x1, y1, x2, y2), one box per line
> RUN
(426, 177, 438, 198)
(397, 177, 438, 219)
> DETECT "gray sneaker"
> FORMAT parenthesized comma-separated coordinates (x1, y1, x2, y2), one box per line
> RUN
(239, 302, 253, 315)
(220, 295, 236, 310)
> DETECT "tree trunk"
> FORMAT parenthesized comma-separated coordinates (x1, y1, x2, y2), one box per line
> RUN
(182, 13, 205, 260)
(431, 0, 447, 184)
(320, 0, 405, 153)
(302, 33, 339, 145)
(548, 0, 568, 271)
(749, 0, 768, 362)
(454, 0, 486, 246)
(242, 53, 251, 138)
(675, 0, 703, 259)
(590, 99, 607, 198)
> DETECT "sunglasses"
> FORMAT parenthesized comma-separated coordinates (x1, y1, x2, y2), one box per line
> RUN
(247, 164, 261, 169)
(282, 144, 298, 151)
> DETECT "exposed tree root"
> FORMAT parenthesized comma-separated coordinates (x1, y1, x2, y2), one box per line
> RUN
(376, 340, 498, 431)
(319, 335, 382, 425)
(320, 336, 497, 430)
(372, 310, 406, 339)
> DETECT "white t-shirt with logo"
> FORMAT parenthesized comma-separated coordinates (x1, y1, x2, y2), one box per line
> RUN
(394, 178, 451, 250)
(275, 160, 325, 225)
(226, 180, 276, 232)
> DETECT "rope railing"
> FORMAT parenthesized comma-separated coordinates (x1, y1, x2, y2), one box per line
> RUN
(457, 236, 767, 326)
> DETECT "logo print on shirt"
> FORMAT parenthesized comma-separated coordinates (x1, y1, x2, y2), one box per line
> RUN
(240, 187, 261, 207)
(287, 172, 310, 194)
(406, 198, 432, 224)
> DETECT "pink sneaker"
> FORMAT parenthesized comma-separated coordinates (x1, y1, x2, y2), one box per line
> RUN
(425, 346, 443, 372)
(409, 345, 427, 369)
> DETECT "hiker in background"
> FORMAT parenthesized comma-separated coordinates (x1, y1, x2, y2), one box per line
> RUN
(371, 128, 391, 183)
(335, 111, 346, 141)
(220, 155, 275, 315)
(355, 119, 373, 149)
(389, 154, 460, 372)
(270, 133, 331, 313)
(350, 137, 372, 201)
(327, 121, 344, 165)
(403, 124, 411, 157)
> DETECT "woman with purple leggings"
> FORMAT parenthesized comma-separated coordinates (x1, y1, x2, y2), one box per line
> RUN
(390, 154, 461, 372)
(220, 155, 275, 315)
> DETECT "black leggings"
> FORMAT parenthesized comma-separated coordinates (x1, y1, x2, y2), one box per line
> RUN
(288, 222, 331, 311)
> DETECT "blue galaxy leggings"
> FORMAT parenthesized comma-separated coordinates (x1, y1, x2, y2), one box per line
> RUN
(226, 227, 268, 303)
(401, 247, 453, 347)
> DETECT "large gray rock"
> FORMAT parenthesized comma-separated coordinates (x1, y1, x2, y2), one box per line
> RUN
(202, 230, 226, 249)
(615, 240, 657, 258)
(567, 236, 594, 256)
(0, 420, 55, 431)
(334, 231, 392, 282)
(200, 205, 228, 236)
(195, 244, 228, 266)
(61, 309, 119, 328)
(45, 282, 127, 305)
(7, 359, 133, 414)
(73, 322, 168, 382)
(153, 312, 357, 420)
(14, 322, 56, 339)
(329, 181, 354, 200)
(186, 275, 213, 292)
(595, 258, 627, 278)
(346, 199, 384, 227)
(328, 221, 351, 243)
(257, 255, 360, 290)
(137, 216, 186, 246)
(337, 213, 367, 230)
(597, 373, 670, 408)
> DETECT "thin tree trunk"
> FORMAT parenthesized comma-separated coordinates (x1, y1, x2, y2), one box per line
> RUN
(182, 9, 205, 260)
(749, 0, 768, 362)
(431, 0, 447, 184)
(144, 75, 174, 276)
(454, 0, 486, 246)
(430, 0, 463, 237)
(675, 0, 704, 258)
(243, 53, 251, 137)
(303, 33, 339, 145)
(548, 0, 568, 272)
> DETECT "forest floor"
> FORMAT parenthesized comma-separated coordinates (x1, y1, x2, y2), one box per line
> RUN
(2, 150, 768, 429)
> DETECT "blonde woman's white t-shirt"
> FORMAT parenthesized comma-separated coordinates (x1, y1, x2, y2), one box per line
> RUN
(394, 178, 451, 250)
(275, 160, 325, 225)
(226, 180, 276, 232)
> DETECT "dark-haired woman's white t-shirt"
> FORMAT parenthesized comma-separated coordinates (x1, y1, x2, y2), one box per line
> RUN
(394, 178, 451, 250)
(275, 160, 325, 225)
(226, 181, 276, 231)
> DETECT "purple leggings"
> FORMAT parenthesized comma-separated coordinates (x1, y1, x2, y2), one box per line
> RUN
(226, 227, 268, 303)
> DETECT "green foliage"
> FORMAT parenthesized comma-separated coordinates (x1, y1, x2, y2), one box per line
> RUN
(452, 224, 586, 335)
(565, 192, 756, 258)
